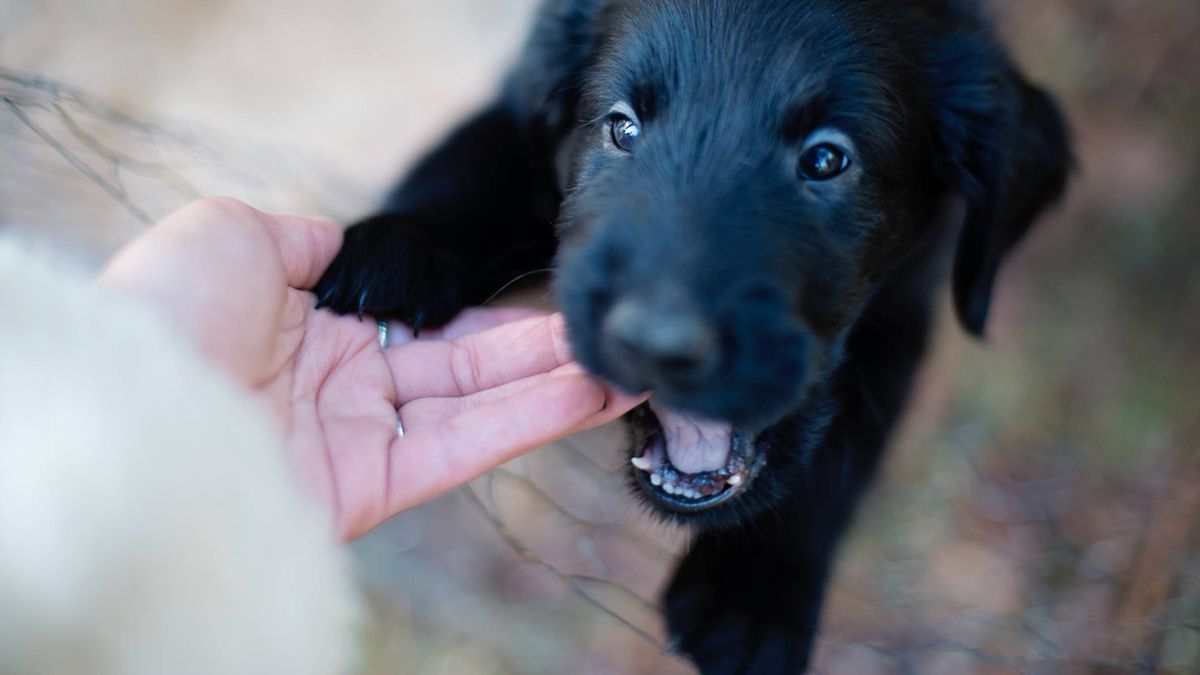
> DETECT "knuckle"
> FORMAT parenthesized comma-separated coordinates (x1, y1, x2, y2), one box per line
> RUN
(449, 341, 484, 395)
(549, 314, 573, 365)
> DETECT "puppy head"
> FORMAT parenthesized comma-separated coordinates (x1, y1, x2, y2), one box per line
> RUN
(536, 0, 1069, 523)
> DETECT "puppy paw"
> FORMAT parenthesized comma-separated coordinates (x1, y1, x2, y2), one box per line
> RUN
(664, 532, 820, 674)
(314, 214, 467, 331)
(670, 609, 810, 674)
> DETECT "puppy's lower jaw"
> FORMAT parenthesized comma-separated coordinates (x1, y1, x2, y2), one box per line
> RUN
(629, 401, 764, 513)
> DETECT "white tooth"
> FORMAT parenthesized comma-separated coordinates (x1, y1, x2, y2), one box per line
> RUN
(727, 474, 743, 486)
(631, 455, 652, 471)
(650, 472, 663, 486)
(664, 483, 677, 495)
(688, 490, 700, 499)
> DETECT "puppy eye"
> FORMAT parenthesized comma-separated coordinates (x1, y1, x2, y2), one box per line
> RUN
(610, 115, 641, 152)
(798, 143, 850, 181)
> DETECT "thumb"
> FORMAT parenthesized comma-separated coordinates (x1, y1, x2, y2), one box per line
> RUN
(262, 212, 344, 290)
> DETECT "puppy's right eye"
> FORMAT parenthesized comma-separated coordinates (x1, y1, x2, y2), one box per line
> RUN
(610, 115, 641, 152)
(798, 143, 850, 181)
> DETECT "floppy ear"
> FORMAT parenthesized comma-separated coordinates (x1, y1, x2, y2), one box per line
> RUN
(506, 0, 606, 144)
(928, 39, 1072, 336)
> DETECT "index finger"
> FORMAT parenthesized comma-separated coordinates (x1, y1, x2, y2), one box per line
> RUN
(383, 372, 614, 515)
(386, 314, 574, 401)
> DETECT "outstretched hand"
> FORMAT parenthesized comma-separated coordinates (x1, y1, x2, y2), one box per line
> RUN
(101, 197, 643, 539)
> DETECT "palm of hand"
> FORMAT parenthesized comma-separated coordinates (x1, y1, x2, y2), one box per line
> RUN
(102, 199, 639, 539)
(272, 297, 399, 539)
(279, 297, 577, 539)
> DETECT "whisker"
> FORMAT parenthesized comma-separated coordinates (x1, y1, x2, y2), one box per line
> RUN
(841, 360, 888, 434)
(480, 267, 556, 307)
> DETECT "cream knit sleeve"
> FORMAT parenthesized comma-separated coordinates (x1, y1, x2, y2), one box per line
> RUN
(0, 238, 361, 675)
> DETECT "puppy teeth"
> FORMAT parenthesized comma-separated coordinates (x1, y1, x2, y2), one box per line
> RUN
(727, 474, 743, 486)
(630, 455, 652, 471)
(650, 473, 663, 487)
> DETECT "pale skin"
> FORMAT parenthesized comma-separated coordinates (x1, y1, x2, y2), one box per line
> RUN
(101, 197, 645, 540)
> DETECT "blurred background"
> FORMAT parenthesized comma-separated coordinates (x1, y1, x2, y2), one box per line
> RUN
(2, 0, 1197, 672)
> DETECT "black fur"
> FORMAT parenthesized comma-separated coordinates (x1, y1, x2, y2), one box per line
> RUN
(316, 1, 1070, 671)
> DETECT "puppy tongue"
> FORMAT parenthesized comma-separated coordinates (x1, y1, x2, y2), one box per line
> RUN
(649, 400, 733, 474)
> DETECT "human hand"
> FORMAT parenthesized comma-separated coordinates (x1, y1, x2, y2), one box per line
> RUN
(101, 197, 644, 539)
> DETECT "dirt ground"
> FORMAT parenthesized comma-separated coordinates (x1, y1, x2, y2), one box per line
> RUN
(3, 1, 1198, 673)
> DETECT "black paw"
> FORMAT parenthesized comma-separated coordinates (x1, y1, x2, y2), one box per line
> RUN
(314, 214, 467, 331)
(664, 531, 821, 674)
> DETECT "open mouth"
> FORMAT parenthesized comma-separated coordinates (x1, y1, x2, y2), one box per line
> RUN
(628, 401, 765, 512)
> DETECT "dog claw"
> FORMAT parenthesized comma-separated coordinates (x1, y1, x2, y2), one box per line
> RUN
(411, 308, 426, 337)
(314, 280, 338, 309)
(356, 290, 369, 320)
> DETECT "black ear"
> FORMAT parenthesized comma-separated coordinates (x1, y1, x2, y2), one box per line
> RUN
(506, 0, 606, 144)
(928, 36, 1072, 336)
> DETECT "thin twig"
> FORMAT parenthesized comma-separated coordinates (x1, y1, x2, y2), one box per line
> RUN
(53, 102, 202, 201)
(3, 95, 152, 224)
(462, 487, 668, 650)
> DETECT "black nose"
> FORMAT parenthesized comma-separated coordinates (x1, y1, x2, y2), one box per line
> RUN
(603, 298, 718, 382)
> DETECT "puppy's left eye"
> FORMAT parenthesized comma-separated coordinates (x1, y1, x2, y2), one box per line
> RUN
(610, 115, 641, 152)
(798, 143, 850, 181)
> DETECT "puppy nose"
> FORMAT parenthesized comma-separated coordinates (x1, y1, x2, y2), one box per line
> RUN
(604, 298, 718, 380)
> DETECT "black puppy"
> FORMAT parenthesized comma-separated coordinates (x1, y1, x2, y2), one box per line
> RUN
(316, 0, 1070, 671)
